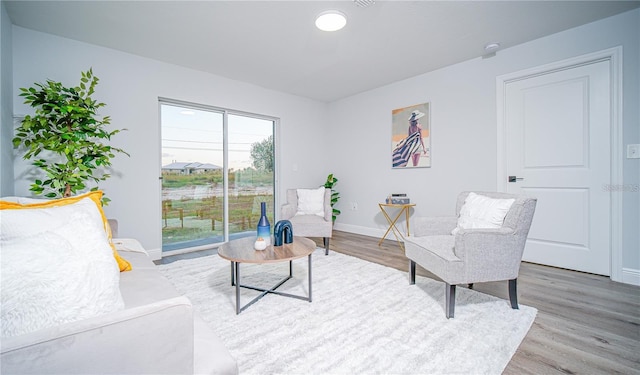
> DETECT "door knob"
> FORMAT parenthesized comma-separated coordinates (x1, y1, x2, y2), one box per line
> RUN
(508, 176, 524, 183)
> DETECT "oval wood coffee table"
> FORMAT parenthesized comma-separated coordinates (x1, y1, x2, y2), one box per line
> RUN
(218, 236, 315, 314)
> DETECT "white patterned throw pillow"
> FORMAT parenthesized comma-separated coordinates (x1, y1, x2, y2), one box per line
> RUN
(295, 187, 326, 217)
(452, 192, 515, 235)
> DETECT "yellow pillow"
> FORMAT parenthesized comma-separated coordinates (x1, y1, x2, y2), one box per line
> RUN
(0, 191, 132, 272)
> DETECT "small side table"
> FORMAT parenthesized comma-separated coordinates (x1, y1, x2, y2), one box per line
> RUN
(378, 203, 416, 249)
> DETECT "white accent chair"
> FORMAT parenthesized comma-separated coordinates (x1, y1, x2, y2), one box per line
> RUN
(280, 188, 333, 255)
(404, 191, 537, 318)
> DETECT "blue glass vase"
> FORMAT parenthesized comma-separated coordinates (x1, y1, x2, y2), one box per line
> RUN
(257, 202, 271, 245)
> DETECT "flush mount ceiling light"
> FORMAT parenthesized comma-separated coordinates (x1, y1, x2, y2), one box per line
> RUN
(315, 10, 347, 32)
(482, 42, 501, 59)
(484, 42, 501, 53)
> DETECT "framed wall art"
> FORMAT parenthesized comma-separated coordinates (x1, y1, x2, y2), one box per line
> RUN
(391, 102, 431, 168)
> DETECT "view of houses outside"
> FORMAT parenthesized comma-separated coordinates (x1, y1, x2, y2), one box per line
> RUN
(160, 103, 274, 251)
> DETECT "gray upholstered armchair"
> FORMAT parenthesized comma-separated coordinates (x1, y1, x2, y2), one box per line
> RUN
(281, 188, 333, 255)
(404, 191, 537, 318)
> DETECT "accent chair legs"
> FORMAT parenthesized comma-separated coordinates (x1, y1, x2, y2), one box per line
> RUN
(323, 237, 330, 255)
(445, 283, 456, 319)
(445, 279, 517, 319)
(409, 260, 416, 285)
(408, 263, 517, 318)
(509, 278, 518, 309)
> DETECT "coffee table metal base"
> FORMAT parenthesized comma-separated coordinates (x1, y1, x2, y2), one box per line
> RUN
(229, 255, 312, 314)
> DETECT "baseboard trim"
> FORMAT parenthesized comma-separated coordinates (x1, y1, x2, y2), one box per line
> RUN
(333, 223, 386, 239)
(621, 268, 640, 286)
(147, 247, 162, 261)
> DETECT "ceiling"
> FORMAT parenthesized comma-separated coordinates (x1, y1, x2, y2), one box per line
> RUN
(4, 1, 639, 102)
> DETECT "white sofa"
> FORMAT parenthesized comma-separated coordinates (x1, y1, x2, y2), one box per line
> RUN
(1, 225, 238, 374)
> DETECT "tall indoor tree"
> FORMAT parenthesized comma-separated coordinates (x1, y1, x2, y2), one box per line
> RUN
(12, 69, 128, 204)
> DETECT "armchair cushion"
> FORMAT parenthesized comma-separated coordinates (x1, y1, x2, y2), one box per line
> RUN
(452, 192, 515, 235)
(408, 235, 459, 262)
(295, 187, 326, 217)
(405, 235, 466, 285)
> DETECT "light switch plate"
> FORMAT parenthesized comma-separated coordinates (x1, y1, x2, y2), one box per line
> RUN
(627, 144, 640, 159)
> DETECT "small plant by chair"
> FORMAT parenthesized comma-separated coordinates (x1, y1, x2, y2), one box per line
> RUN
(323, 173, 341, 223)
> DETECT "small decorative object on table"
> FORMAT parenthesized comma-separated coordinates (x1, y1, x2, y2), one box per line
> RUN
(273, 220, 293, 246)
(254, 237, 267, 251)
(386, 193, 411, 204)
(257, 201, 271, 245)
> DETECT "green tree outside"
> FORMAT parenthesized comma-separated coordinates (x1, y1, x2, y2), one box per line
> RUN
(250, 135, 273, 172)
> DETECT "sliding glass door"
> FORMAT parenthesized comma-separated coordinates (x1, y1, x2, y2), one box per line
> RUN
(160, 100, 275, 253)
(227, 114, 275, 239)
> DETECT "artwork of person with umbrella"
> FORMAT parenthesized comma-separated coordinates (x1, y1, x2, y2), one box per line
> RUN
(391, 103, 430, 168)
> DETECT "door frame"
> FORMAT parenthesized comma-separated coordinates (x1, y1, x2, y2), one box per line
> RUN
(496, 47, 623, 282)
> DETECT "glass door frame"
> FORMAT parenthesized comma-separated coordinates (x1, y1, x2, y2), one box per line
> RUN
(159, 97, 279, 255)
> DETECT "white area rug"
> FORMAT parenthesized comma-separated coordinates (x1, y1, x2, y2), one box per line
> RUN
(158, 248, 536, 374)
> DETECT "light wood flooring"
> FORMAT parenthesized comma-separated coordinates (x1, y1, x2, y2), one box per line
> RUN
(159, 230, 640, 374)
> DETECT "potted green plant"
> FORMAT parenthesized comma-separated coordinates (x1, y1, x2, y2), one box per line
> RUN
(323, 173, 341, 222)
(12, 69, 127, 204)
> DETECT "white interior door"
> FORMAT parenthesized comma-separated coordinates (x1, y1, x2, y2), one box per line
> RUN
(504, 60, 611, 275)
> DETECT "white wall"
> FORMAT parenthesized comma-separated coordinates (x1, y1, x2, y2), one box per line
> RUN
(12, 27, 330, 255)
(328, 9, 640, 279)
(8, 9, 640, 278)
(0, 1, 14, 196)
